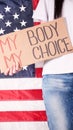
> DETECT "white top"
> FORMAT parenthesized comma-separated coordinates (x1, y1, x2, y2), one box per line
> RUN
(33, 0, 73, 74)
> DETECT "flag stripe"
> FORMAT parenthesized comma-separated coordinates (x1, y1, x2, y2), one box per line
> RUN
(0, 122, 49, 130)
(0, 101, 45, 111)
(32, 0, 39, 10)
(0, 111, 47, 122)
(34, 22, 40, 25)
(0, 78, 42, 90)
(35, 68, 42, 78)
(0, 90, 43, 100)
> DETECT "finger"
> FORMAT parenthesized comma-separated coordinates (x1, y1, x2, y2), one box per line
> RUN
(12, 64, 17, 74)
(15, 62, 19, 71)
(4, 68, 10, 75)
(9, 67, 13, 76)
(15, 62, 22, 72)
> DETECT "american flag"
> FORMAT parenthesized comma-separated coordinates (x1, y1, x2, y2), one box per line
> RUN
(0, 0, 49, 130)
(0, 0, 35, 78)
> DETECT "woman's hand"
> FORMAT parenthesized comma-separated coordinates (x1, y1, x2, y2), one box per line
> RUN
(4, 62, 22, 76)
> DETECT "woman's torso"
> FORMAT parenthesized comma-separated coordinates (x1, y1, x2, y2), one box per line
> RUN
(33, 0, 73, 74)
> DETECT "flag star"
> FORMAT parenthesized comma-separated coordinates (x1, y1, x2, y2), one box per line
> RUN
(23, 66, 28, 70)
(14, 27, 20, 32)
(20, 20, 27, 27)
(0, 13, 4, 20)
(13, 13, 19, 19)
(19, 5, 26, 12)
(5, 20, 12, 27)
(4, 6, 11, 12)
(0, 28, 5, 34)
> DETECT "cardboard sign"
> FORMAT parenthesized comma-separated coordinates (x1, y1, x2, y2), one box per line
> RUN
(0, 18, 73, 73)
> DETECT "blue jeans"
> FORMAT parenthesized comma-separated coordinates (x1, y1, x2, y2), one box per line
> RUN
(42, 73, 73, 130)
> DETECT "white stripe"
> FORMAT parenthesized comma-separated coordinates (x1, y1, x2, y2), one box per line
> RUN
(33, 10, 40, 22)
(0, 78, 42, 90)
(35, 62, 44, 68)
(0, 122, 49, 130)
(0, 100, 45, 111)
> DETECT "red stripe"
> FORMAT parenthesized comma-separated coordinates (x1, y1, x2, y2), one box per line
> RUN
(0, 89, 43, 101)
(34, 22, 40, 26)
(35, 68, 42, 78)
(0, 111, 47, 122)
(32, 0, 39, 10)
